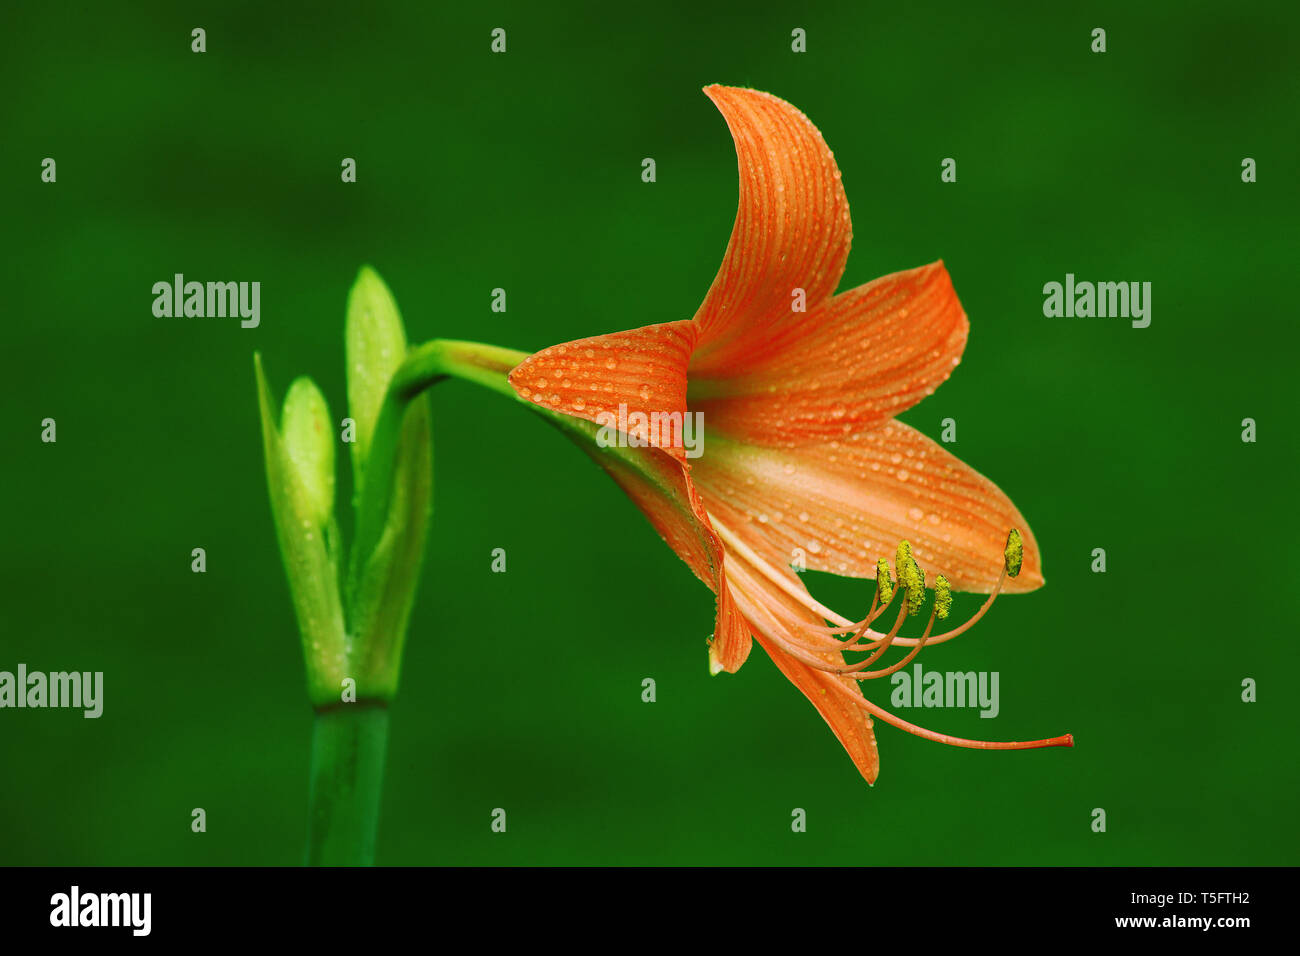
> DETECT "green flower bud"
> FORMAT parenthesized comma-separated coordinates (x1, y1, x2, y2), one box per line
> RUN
(255, 355, 347, 705)
(344, 267, 433, 702)
(346, 265, 409, 482)
(281, 377, 335, 528)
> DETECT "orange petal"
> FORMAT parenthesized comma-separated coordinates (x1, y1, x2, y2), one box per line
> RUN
(508, 320, 698, 460)
(727, 564, 879, 784)
(565, 432, 753, 672)
(689, 86, 852, 375)
(691, 262, 969, 446)
(709, 579, 753, 675)
(692, 421, 1044, 593)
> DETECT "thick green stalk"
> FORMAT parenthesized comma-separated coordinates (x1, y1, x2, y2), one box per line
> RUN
(306, 703, 390, 866)
(307, 338, 584, 867)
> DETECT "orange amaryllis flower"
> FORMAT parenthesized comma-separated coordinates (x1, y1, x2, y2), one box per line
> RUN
(507, 85, 1071, 784)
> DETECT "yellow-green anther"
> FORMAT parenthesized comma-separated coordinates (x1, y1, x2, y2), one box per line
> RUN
(934, 574, 953, 620)
(281, 377, 335, 527)
(895, 542, 926, 616)
(875, 559, 893, 606)
(905, 561, 926, 615)
(896, 540, 913, 575)
(1004, 528, 1024, 578)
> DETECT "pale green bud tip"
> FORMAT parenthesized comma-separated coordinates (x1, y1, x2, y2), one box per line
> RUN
(346, 266, 409, 469)
(1004, 528, 1024, 578)
(874, 559, 893, 605)
(281, 377, 335, 526)
(934, 574, 953, 620)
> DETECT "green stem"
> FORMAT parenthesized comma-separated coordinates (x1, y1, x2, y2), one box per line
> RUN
(349, 340, 534, 596)
(305, 703, 390, 866)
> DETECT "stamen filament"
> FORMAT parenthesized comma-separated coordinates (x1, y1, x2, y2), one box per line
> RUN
(820, 676, 1072, 750)
(709, 516, 854, 627)
(837, 601, 908, 673)
(851, 605, 935, 680)
(889, 569, 1006, 647)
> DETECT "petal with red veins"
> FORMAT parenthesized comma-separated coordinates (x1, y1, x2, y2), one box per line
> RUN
(691, 261, 969, 446)
(508, 320, 698, 461)
(727, 562, 880, 784)
(692, 421, 1044, 593)
(689, 85, 852, 374)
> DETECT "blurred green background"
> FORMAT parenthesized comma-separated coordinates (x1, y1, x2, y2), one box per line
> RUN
(3, 0, 1297, 865)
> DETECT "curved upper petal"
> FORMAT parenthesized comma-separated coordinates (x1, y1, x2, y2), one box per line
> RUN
(689, 85, 852, 375)
(691, 421, 1044, 593)
(691, 261, 969, 447)
(508, 320, 698, 460)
